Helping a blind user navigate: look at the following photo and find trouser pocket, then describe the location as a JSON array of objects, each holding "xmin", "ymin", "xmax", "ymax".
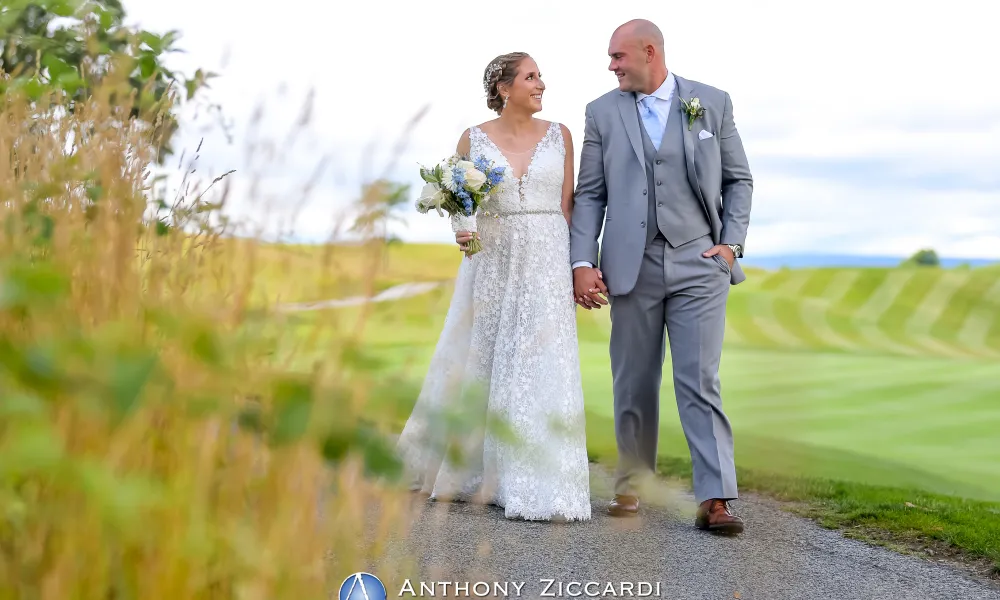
[{"xmin": 710, "ymin": 254, "xmax": 730, "ymax": 273}]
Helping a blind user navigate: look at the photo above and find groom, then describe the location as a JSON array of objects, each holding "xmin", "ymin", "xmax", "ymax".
[{"xmin": 570, "ymin": 19, "xmax": 753, "ymax": 533}]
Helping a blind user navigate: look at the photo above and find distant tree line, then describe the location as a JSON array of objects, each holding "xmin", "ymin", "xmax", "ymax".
[{"xmin": 903, "ymin": 248, "xmax": 940, "ymax": 267}]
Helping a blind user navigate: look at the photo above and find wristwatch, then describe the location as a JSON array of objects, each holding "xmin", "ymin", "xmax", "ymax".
[{"xmin": 726, "ymin": 244, "xmax": 743, "ymax": 258}]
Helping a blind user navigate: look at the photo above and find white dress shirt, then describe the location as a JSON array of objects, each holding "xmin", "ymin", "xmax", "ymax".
[{"xmin": 572, "ymin": 73, "xmax": 676, "ymax": 271}]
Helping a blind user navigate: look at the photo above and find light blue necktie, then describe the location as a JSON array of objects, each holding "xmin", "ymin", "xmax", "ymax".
[{"xmin": 639, "ymin": 95, "xmax": 663, "ymax": 151}]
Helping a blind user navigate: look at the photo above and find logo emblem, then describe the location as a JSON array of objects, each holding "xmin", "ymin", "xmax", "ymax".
[{"xmin": 339, "ymin": 572, "xmax": 387, "ymax": 600}]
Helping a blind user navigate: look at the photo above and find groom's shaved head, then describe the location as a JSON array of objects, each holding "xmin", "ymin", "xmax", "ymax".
[
  {"xmin": 615, "ymin": 19, "xmax": 664, "ymax": 53},
  {"xmin": 608, "ymin": 19, "xmax": 668, "ymax": 94}
]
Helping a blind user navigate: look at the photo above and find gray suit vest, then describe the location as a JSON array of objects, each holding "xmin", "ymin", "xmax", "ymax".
[{"xmin": 635, "ymin": 91, "xmax": 711, "ymax": 247}]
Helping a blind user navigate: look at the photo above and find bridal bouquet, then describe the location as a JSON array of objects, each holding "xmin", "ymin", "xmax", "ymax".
[{"xmin": 416, "ymin": 153, "xmax": 505, "ymax": 256}]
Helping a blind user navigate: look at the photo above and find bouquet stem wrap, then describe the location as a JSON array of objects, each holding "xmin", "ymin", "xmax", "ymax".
[{"xmin": 450, "ymin": 213, "xmax": 481, "ymax": 256}]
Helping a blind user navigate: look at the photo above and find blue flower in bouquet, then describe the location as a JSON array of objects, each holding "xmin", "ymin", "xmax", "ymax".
[
  {"xmin": 473, "ymin": 156, "xmax": 491, "ymax": 172},
  {"xmin": 457, "ymin": 189, "xmax": 473, "ymax": 216},
  {"xmin": 450, "ymin": 165, "xmax": 467, "ymax": 191},
  {"xmin": 472, "ymin": 155, "xmax": 505, "ymax": 193}
]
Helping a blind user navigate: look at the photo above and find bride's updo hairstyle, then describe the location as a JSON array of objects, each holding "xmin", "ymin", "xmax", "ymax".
[{"xmin": 483, "ymin": 52, "xmax": 530, "ymax": 115}]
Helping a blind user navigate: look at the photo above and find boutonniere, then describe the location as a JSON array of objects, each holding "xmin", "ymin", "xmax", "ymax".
[{"xmin": 679, "ymin": 97, "xmax": 705, "ymax": 131}]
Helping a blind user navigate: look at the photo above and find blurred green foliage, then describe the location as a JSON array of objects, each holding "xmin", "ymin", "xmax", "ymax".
[{"xmin": 1, "ymin": 0, "xmax": 215, "ymax": 161}]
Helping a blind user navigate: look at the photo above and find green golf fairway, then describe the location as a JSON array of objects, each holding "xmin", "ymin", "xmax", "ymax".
[
  {"xmin": 580, "ymin": 312, "xmax": 1000, "ymax": 502},
  {"xmin": 277, "ymin": 249, "xmax": 1000, "ymax": 502}
]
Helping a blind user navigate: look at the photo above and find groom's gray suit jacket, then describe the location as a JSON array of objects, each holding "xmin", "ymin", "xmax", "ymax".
[{"xmin": 570, "ymin": 74, "xmax": 753, "ymax": 295}]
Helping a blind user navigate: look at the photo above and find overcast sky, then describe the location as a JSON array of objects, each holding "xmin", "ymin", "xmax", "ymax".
[{"xmin": 126, "ymin": 0, "xmax": 1000, "ymax": 258}]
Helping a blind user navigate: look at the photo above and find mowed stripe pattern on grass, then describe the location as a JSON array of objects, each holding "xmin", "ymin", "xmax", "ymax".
[
  {"xmin": 580, "ymin": 314, "xmax": 1000, "ymax": 500},
  {"xmin": 253, "ymin": 239, "xmax": 1000, "ymax": 360},
  {"xmin": 726, "ymin": 266, "xmax": 1000, "ymax": 359}
]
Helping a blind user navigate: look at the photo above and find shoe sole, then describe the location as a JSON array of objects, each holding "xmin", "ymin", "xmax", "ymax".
[
  {"xmin": 697, "ymin": 521, "xmax": 744, "ymax": 534},
  {"xmin": 607, "ymin": 507, "xmax": 639, "ymax": 517}
]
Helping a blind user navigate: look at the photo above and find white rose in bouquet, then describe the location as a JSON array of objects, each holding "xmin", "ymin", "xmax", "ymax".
[
  {"xmin": 415, "ymin": 182, "xmax": 444, "ymax": 214},
  {"xmin": 463, "ymin": 165, "xmax": 487, "ymax": 191}
]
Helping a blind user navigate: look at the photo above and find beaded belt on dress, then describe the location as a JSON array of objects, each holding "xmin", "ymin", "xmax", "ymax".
[{"xmin": 481, "ymin": 208, "xmax": 563, "ymax": 218}]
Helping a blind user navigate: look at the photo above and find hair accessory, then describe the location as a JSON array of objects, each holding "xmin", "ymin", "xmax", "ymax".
[{"xmin": 483, "ymin": 61, "xmax": 503, "ymax": 93}]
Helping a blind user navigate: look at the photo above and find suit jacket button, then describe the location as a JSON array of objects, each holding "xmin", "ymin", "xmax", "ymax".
[
  {"xmin": 656, "ymin": 160, "xmax": 662, "ymax": 165},
  {"xmin": 656, "ymin": 180, "xmax": 662, "ymax": 186},
  {"xmin": 643, "ymin": 189, "xmax": 647, "ymax": 195},
  {"xmin": 640, "ymin": 222, "xmax": 646, "ymax": 228}
]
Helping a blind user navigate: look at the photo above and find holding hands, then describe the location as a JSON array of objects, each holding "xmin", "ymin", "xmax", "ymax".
[
  {"xmin": 573, "ymin": 266, "xmax": 608, "ymax": 310},
  {"xmin": 454, "ymin": 232, "xmax": 609, "ymax": 308}
]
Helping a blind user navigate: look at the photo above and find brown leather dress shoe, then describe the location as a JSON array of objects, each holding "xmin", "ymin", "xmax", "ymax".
[
  {"xmin": 695, "ymin": 499, "xmax": 744, "ymax": 534},
  {"xmin": 608, "ymin": 494, "xmax": 639, "ymax": 517}
]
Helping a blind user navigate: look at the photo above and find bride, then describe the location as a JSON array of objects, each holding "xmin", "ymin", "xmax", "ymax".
[{"xmin": 395, "ymin": 52, "xmax": 592, "ymax": 521}]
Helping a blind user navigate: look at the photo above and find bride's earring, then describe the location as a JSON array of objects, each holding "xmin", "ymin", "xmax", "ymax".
[{"xmin": 503, "ymin": 95, "xmax": 508, "ymax": 109}]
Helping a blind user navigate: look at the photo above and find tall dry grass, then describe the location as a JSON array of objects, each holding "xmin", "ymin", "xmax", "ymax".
[{"xmin": 0, "ymin": 67, "xmax": 416, "ymax": 597}]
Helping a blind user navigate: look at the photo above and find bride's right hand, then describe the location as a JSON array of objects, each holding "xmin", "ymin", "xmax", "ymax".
[{"xmin": 455, "ymin": 231, "xmax": 475, "ymax": 252}]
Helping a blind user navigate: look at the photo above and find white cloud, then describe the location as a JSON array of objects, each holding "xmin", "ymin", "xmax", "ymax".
[
  {"xmin": 746, "ymin": 171, "xmax": 1000, "ymax": 256},
  {"xmin": 125, "ymin": 0, "xmax": 1000, "ymax": 258}
]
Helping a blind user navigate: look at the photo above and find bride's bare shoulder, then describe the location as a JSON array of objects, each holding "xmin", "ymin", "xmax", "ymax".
[
  {"xmin": 473, "ymin": 119, "xmax": 501, "ymax": 134},
  {"xmin": 556, "ymin": 122, "xmax": 572, "ymax": 142},
  {"xmin": 456, "ymin": 128, "xmax": 471, "ymax": 155}
]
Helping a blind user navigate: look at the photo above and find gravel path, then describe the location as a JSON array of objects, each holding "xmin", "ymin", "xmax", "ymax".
[{"xmin": 381, "ymin": 465, "xmax": 999, "ymax": 600}]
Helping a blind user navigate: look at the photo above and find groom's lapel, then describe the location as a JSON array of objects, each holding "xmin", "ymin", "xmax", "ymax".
[
  {"xmin": 616, "ymin": 92, "xmax": 645, "ymax": 177},
  {"xmin": 675, "ymin": 75, "xmax": 706, "ymax": 206}
]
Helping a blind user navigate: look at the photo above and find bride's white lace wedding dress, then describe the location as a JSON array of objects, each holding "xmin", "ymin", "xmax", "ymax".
[{"xmin": 396, "ymin": 121, "xmax": 592, "ymax": 521}]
